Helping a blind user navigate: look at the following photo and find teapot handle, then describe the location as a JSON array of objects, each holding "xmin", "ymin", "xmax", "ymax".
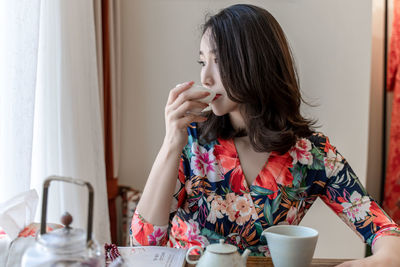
[
  {"xmin": 39, "ymin": 176, "xmax": 94, "ymax": 244},
  {"xmin": 185, "ymin": 246, "xmax": 204, "ymax": 265}
]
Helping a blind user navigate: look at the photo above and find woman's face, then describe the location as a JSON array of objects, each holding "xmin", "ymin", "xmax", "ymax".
[{"xmin": 199, "ymin": 29, "xmax": 239, "ymax": 116}]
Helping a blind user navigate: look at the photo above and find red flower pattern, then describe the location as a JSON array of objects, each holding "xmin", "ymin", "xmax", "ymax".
[
  {"xmin": 255, "ymin": 151, "xmax": 294, "ymax": 199},
  {"xmin": 214, "ymin": 138, "xmax": 247, "ymax": 194}
]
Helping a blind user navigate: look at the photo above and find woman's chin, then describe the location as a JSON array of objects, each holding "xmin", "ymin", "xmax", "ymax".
[{"xmin": 211, "ymin": 109, "xmax": 226, "ymax": 117}]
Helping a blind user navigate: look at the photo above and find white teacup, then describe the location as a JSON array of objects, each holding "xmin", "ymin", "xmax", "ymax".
[
  {"xmin": 262, "ymin": 225, "xmax": 318, "ymax": 267},
  {"xmin": 187, "ymin": 85, "xmax": 216, "ymax": 104},
  {"xmin": 184, "ymin": 85, "xmax": 215, "ymax": 112}
]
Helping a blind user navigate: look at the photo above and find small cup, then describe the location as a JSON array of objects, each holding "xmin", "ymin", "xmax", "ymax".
[
  {"xmin": 262, "ymin": 225, "xmax": 318, "ymax": 267},
  {"xmin": 185, "ymin": 85, "xmax": 215, "ymax": 112},
  {"xmin": 187, "ymin": 85, "xmax": 216, "ymax": 104}
]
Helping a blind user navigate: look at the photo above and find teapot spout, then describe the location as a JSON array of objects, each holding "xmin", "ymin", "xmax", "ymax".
[{"xmin": 242, "ymin": 248, "xmax": 251, "ymax": 264}]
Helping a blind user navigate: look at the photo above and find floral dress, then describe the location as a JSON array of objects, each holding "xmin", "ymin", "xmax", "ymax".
[{"xmin": 130, "ymin": 123, "xmax": 400, "ymax": 256}]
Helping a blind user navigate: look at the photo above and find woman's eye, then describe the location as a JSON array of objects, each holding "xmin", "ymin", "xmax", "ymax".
[
  {"xmin": 197, "ymin": 60, "xmax": 205, "ymax": 67},
  {"xmin": 214, "ymin": 58, "xmax": 218, "ymax": 64}
]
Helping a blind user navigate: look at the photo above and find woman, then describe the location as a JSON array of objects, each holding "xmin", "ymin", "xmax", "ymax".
[{"xmin": 131, "ymin": 4, "xmax": 400, "ymax": 266}]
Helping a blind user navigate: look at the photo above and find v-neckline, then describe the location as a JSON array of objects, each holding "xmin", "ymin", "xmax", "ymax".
[{"xmin": 231, "ymin": 138, "xmax": 271, "ymax": 190}]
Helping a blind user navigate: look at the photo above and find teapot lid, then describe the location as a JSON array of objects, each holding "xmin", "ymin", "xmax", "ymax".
[
  {"xmin": 38, "ymin": 212, "xmax": 86, "ymax": 253},
  {"xmin": 207, "ymin": 239, "xmax": 237, "ymax": 254}
]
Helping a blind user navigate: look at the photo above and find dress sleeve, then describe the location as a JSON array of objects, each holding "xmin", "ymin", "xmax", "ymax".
[
  {"xmin": 314, "ymin": 134, "xmax": 400, "ymax": 247},
  {"xmin": 129, "ymin": 155, "xmax": 188, "ymax": 246}
]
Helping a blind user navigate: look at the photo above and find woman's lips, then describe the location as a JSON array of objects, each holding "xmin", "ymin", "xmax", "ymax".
[{"xmin": 213, "ymin": 94, "xmax": 222, "ymax": 101}]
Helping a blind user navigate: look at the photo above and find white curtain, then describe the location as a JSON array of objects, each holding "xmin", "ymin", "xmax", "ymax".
[
  {"xmin": 0, "ymin": 0, "xmax": 40, "ymax": 204},
  {"xmin": 0, "ymin": 0, "xmax": 110, "ymax": 246}
]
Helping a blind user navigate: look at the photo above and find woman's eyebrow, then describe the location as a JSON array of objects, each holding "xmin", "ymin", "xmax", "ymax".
[{"xmin": 199, "ymin": 49, "xmax": 217, "ymax": 56}]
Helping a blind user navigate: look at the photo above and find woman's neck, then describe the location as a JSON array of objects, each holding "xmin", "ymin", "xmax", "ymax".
[{"xmin": 229, "ymin": 110, "xmax": 246, "ymax": 131}]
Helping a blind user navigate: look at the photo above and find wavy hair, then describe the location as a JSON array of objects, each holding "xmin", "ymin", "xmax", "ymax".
[{"xmin": 198, "ymin": 4, "xmax": 316, "ymax": 154}]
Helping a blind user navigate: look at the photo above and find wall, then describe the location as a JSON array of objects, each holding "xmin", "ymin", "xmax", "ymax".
[{"xmin": 119, "ymin": 0, "xmax": 384, "ymax": 259}]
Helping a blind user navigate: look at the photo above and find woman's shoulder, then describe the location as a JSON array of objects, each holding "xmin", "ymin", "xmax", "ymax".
[
  {"xmin": 304, "ymin": 132, "xmax": 332, "ymax": 148},
  {"xmin": 294, "ymin": 132, "xmax": 337, "ymax": 157},
  {"xmin": 289, "ymin": 132, "xmax": 341, "ymax": 172}
]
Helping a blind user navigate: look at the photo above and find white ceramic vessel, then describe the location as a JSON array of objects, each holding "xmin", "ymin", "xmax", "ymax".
[
  {"xmin": 187, "ymin": 85, "xmax": 216, "ymax": 104},
  {"xmin": 186, "ymin": 85, "xmax": 215, "ymax": 112},
  {"xmin": 262, "ymin": 225, "xmax": 318, "ymax": 267},
  {"xmin": 185, "ymin": 239, "xmax": 251, "ymax": 267}
]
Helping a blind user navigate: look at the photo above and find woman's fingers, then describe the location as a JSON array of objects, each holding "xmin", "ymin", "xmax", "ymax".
[
  {"xmin": 167, "ymin": 81, "xmax": 194, "ymax": 105},
  {"xmin": 170, "ymin": 90, "xmax": 210, "ymax": 111},
  {"xmin": 175, "ymin": 112, "xmax": 208, "ymax": 129},
  {"xmin": 167, "ymin": 82, "xmax": 211, "ymax": 110},
  {"xmin": 164, "ymin": 82, "xmax": 210, "ymax": 143},
  {"xmin": 168, "ymin": 100, "xmax": 209, "ymax": 120},
  {"xmin": 163, "ymin": 82, "xmax": 210, "ymax": 149}
]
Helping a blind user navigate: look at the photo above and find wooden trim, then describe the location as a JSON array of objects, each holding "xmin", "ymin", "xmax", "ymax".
[
  {"xmin": 380, "ymin": 0, "xmax": 389, "ymax": 205},
  {"xmin": 102, "ymin": 0, "xmax": 113, "ymax": 183},
  {"xmin": 101, "ymin": 0, "xmax": 118, "ymax": 243}
]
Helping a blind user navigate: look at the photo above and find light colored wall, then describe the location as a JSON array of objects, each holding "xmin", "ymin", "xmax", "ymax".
[{"xmin": 119, "ymin": 0, "xmax": 384, "ymax": 259}]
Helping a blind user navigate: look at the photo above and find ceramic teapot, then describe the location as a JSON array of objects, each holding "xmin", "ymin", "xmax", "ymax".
[
  {"xmin": 185, "ymin": 239, "xmax": 251, "ymax": 267},
  {"xmin": 21, "ymin": 176, "xmax": 103, "ymax": 267}
]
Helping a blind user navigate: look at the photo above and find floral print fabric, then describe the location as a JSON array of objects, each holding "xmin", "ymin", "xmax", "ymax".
[{"xmin": 130, "ymin": 124, "xmax": 400, "ymax": 255}]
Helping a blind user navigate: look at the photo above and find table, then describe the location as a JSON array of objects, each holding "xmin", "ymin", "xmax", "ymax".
[{"xmin": 185, "ymin": 256, "xmax": 351, "ymax": 267}]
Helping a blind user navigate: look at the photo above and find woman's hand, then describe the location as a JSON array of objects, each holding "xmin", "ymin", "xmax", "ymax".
[
  {"xmin": 136, "ymin": 81, "xmax": 210, "ymax": 225},
  {"xmin": 336, "ymin": 254, "xmax": 398, "ymax": 267},
  {"xmin": 336, "ymin": 236, "xmax": 400, "ymax": 267},
  {"xmin": 163, "ymin": 81, "xmax": 210, "ymax": 150}
]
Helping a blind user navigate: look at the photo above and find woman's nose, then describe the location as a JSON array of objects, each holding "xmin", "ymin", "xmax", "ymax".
[{"xmin": 201, "ymin": 64, "xmax": 214, "ymax": 87}]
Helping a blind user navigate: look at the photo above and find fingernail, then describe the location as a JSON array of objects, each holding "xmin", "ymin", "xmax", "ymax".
[{"xmin": 187, "ymin": 81, "xmax": 194, "ymax": 85}]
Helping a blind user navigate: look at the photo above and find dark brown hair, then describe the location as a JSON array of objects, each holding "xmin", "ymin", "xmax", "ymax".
[{"xmin": 198, "ymin": 4, "xmax": 315, "ymax": 154}]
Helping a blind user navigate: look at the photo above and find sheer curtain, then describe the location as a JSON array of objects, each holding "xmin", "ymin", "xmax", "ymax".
[
  {"xmin": 0, "ymin": 0, "xmax": 110, "ymax": 245},
  {"xmin": 0, "ymin": 0, "xmax": 40, "ymax": 204}
]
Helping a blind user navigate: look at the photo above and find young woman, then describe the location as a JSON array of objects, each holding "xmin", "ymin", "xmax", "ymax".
[{"xmin": 131, "ymin": 4, "xmax": 400, "ymax": 265}]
